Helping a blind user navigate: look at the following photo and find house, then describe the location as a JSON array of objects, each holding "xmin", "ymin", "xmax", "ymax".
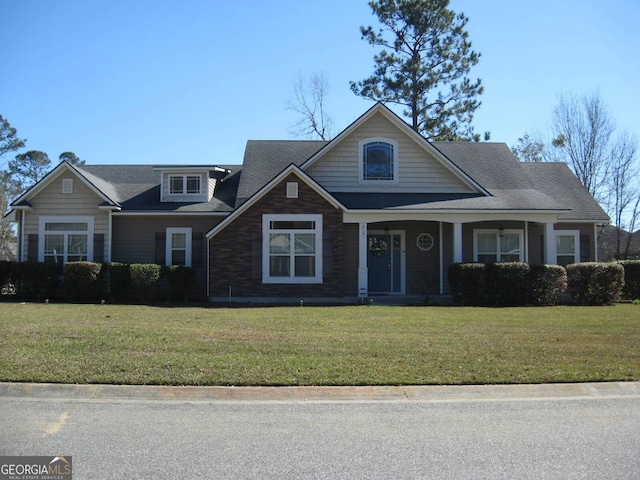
[
  {"xmin": 4, "ymin": 103, "xmax": 610, "ymax": 302},
  {"xmin": 598, "ymin": 225, "xmax": 640, "ymax": 261}
]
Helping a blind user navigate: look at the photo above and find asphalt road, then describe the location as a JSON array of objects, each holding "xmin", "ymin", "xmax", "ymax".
[{"xmin": 1, "ymin": 384, "xmax": 639, "ymax": 479}]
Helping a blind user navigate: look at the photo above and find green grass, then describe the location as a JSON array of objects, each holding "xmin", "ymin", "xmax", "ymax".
[{"xmin": 1, "ymin": 303, "xmax": 639, "ymax": 386}]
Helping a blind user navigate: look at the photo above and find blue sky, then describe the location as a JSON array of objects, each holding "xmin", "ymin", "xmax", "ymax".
[{"xmin": 1, "ymin": 0, "xmax": 638, "ymax": 167}]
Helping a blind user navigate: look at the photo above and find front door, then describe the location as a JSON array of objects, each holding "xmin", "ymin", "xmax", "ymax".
[{"xmin": 367, "ymin": 232, "xmax": 404, "ymax": 294}]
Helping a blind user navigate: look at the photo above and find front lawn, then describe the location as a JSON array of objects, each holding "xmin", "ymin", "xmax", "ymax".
[{"xmin": 1, "ymin": 303, "xmax": 638, "ymax": 386}]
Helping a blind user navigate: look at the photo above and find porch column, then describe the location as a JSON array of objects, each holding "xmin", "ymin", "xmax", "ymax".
[
  {"xmin": 358, "ymin": 222, "xmax": 368, "ymax": 297},
  {"xmin": 453, "ymin": 222, "xmax": 463, "ymax": 263},
  {"xmin": 545, "ymin": 222, "xmax": 557, "ymax": 264}
]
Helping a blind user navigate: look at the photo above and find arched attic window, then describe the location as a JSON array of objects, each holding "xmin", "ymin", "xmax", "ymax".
[{"xmin": 359, "ymin": 138, "xmax": 398, "ymax": 183}]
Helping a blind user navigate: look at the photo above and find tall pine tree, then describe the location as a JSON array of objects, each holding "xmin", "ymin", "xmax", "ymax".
[{"xmin": 350, "ymin": 0, "xmax": 486, "ymax": 141}]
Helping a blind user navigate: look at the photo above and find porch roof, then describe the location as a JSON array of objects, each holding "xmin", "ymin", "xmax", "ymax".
[{"xmin": 332, "ymin": 189, "xmax": 566, "ymax": 212}]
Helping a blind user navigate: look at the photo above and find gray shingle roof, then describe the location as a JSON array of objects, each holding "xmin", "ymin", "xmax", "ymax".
[
  {"xmin": 520, "ymin": 162, "xmax": 609, "ymax": 222},
  {"xmin": 61, "ymin": 138, "xmax": 609, "ymax": 222},
  {"xmin": 432, "ymin": 142, "xmax": 535, "ymax": 190},
  {"xmin": 237, "ymin": 139, "xmax": 608, "ymax": 219},
  {"xmin": 236, "ymin": 140, "xmax": 327, "ymax": 206},
  {"xmin": 77, "ymin": 164, "xmax": 240, "ymax": 213},
  {"xmin": 333, "ymin": 189, "xmax": 563, "ymax": 211}
]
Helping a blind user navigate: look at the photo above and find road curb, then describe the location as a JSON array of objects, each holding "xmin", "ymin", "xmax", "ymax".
[{"xmin": 1, "ymin": 381, "xmax": 639, "ymax": 403}]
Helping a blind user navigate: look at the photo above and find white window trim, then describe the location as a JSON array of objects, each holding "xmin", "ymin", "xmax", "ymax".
[
  {"xmin": 555, "ymin": 230, "xmax": 580, "ymax": 265},
  {"xmin": 473, "ymin": 229, "xmax": 524, "ymax": 262},
  {"xmin": 168, "ymin": 174, "xmax": 202, "ymax": 195},
  {"xmin": 38, "ymin": 216, "xmax": 94, "ymax": 263},
  {"xmin": 416, "ymin": 233, "xmax": 434, "ymax": 251},
  {"xmin": 358, "ymin": 137, "xmax": 399, "ymax": 184},
  {"xmin": 262, "ymin": 214, "xmax": 323, "ymax": 284},
  {"xmin": 166, "ymin": 227, "xmax": 192, "ymax": 267}
]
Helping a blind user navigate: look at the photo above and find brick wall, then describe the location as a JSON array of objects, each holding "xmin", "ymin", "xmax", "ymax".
[{"xmin": 209, "ymin": 173, "xmax": 344, "ymax": 298}]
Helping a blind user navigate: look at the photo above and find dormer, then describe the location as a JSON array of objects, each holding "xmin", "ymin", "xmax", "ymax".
[{"xmin": 154, "ymin": 166, "xmax": 231, "ymax": 202}]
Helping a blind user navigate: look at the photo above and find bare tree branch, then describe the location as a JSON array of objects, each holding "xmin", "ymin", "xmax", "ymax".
[{"xmin": 286, "ymin": 72, "xmax": 334, "ymax": 141}]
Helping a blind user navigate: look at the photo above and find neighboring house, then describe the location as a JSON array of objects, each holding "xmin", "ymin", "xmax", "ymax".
[
  {"xmin": 598, "ymin": 224, "xmax": 640, "ymax": 261},
  {"xmin": 4, "ymin": 103, "xmax": 610, "ymax": 302}
]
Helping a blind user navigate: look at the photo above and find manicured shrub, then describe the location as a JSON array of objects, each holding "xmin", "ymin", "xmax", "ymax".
[
  {"xmin": 485, "ymin": 262, "xmax": 530, "ymax": 306},
  {"xmin": 130, "ymin": 263, "xmax": 161, "ymax": 302},
  {"xmin": 11, "ymin": 262, "xmax": 61, "ymax": 300},
  {"xmin": 527, "ymin": 265, "xmax": 567, "ymax": 306},
  {"xmin": 106, "ymin": 262, "xmax": 131, "ymax": 302},
  {"xmin": 617, "ymin": 260, "xmax": 640, "ymax": 301},
  {"xmin": 448, "ymin": 263, "xmax": 486, "ymax": 305},
  {"xmin": 64, "ymin": 261, "xmax": 104, "ymax": 302},
  {"xmin": 164, "ymin": 265, "xmax": 197, "ymax": 302},
  {"xmin": 566, "ymin": 262, "xmax": 624, "ymax": 306}
]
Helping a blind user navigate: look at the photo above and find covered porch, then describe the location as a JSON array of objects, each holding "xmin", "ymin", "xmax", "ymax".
[{"xmin": 343, "ymin": 212, "xmax": 585, "ymax": 298}]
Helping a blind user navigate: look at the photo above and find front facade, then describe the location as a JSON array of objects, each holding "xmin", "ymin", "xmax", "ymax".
[{"xmin": 6, "ymin": 103, "xmax": 610, "ymax": 301}]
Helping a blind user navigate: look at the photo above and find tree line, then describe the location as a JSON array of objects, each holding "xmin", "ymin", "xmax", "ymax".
[{"xmin": 0, "ymin": 115, "xmax": 85, "ymax": 259}]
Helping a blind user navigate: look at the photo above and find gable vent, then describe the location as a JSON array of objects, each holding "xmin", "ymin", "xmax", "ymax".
[
  {"xmin": 62, "ymin": 178, "xmax": 74, "ymax": 194},
  {"xmin": 286, "ymin": 182, "xmax": 299, "ymax": 199}
]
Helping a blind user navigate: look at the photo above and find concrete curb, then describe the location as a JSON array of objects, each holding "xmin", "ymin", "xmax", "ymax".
[{"xmin": 1, "ymin": 381, "xmax": 639, "ymax": 404}]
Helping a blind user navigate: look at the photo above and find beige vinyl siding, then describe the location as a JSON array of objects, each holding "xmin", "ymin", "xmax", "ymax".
[
  {"xmin": 161, "ymin": 171, "xmax": 209, "ymax": 202},
  {"xmin": 112, "ymin": 216, "xmax": 222, "ymax": 264},
  {"xmin": 306, "ymin": 112, "xmax": 475, "ymax": 193},
  {"xmin": 22, "ymin": 174, "xmax": 110, "ymax": 261},
  {"xmin": 208, "ymin": 176, "xmax": 217, "ymax": 201},
  {"xmin": 112, "ymin": 215, "xmax": 223, "ymax": 301}
]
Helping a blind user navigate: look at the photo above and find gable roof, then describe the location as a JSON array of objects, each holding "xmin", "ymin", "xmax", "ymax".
[
  {"xmin": 300, "ymin": 102, "xmax": 489, "ymax": 195},
  {"xmin": 207, "ymin": 163, "xmax": 344, "ymax": 239},
  {"xmin": 5, "ymin": 104, "xmax": 609, "ymax": 224},
  {"xmin": 235, "ymin": 140, "xmax": 327, "ymax": 207},
  {"xmin": 77, "ymin": 164, "xmax": 240, "ymax": 213},
  {"xmin": 9, "ymin": 162, "xmax": 240, "ymax": 215},
  {"xmin": 230, "ymin": 133, "xmax": 607, "ymax": 219},
  {"xmin": 9, "ymin": 161, "xmax": 121, "ymax": 211}
]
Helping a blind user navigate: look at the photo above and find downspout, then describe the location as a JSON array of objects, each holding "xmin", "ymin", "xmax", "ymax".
[
  {"xmin": 524, "ymin": 221, "xmax": 529, "ymax": 264},
  {"xmin": 20, "ymin": 211, "xmax": 26, "ymax": 262},
  {"xmin": 439, "ymin": 221, "xmax": 444, "ymax": 295},
  {"xmin": 108, "ymin": 210, "xmax": 113, "ymax": 263},
  {"xmin": 206, "ymin": 234, "xmax": 210, "ymax": 301}
]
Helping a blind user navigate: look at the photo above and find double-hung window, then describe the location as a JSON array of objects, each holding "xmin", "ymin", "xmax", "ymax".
[
  {"xmin": 39, "ymin": 216, "xmax": 94, "ymax": 265},
  {"xmin": 556, "ymin": 231, "xmax": 580, "ymax": 266},
  {"xmin": 474, "ymin": 230, "xmax": 523, "ymax": 263},
  {"xmin": 169, "ymin": 175, "xmax": 201, "ymax": 195},
  {"xmin": 263, "ymin": 214, "xmax": 322, "ymax": 284},
  {"xmin": 166, "ymin": 227, "xmax": 192, "ymax": 267}
]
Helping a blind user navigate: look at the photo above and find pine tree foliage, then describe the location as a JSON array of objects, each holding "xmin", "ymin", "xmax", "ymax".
[{"xmin": 350, "ymin": 0, "xmax": 486, "ymax": 141}]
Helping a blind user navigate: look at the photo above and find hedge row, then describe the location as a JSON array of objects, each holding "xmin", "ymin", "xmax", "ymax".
[
  {"xmin": 0, "ymin": 261, "xmax": 62, "ymax": 300},
  {"xmin": 617, "ymin": 260, "xmax": 640, "ymax": 300},
  {"xmin": 0, "ymin": 261, "xmax": 198, "ymax": 303},
  {"xmin": 449, "ymin": 262, "xmax": 567, "ymax": 307},
  {"xmin": 449, "ymin": 262, "xmax": 626, "ymax": 306},
  {"xmin": 566, "ymin": 263, "xmax": 624, "ymax": 306}
]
